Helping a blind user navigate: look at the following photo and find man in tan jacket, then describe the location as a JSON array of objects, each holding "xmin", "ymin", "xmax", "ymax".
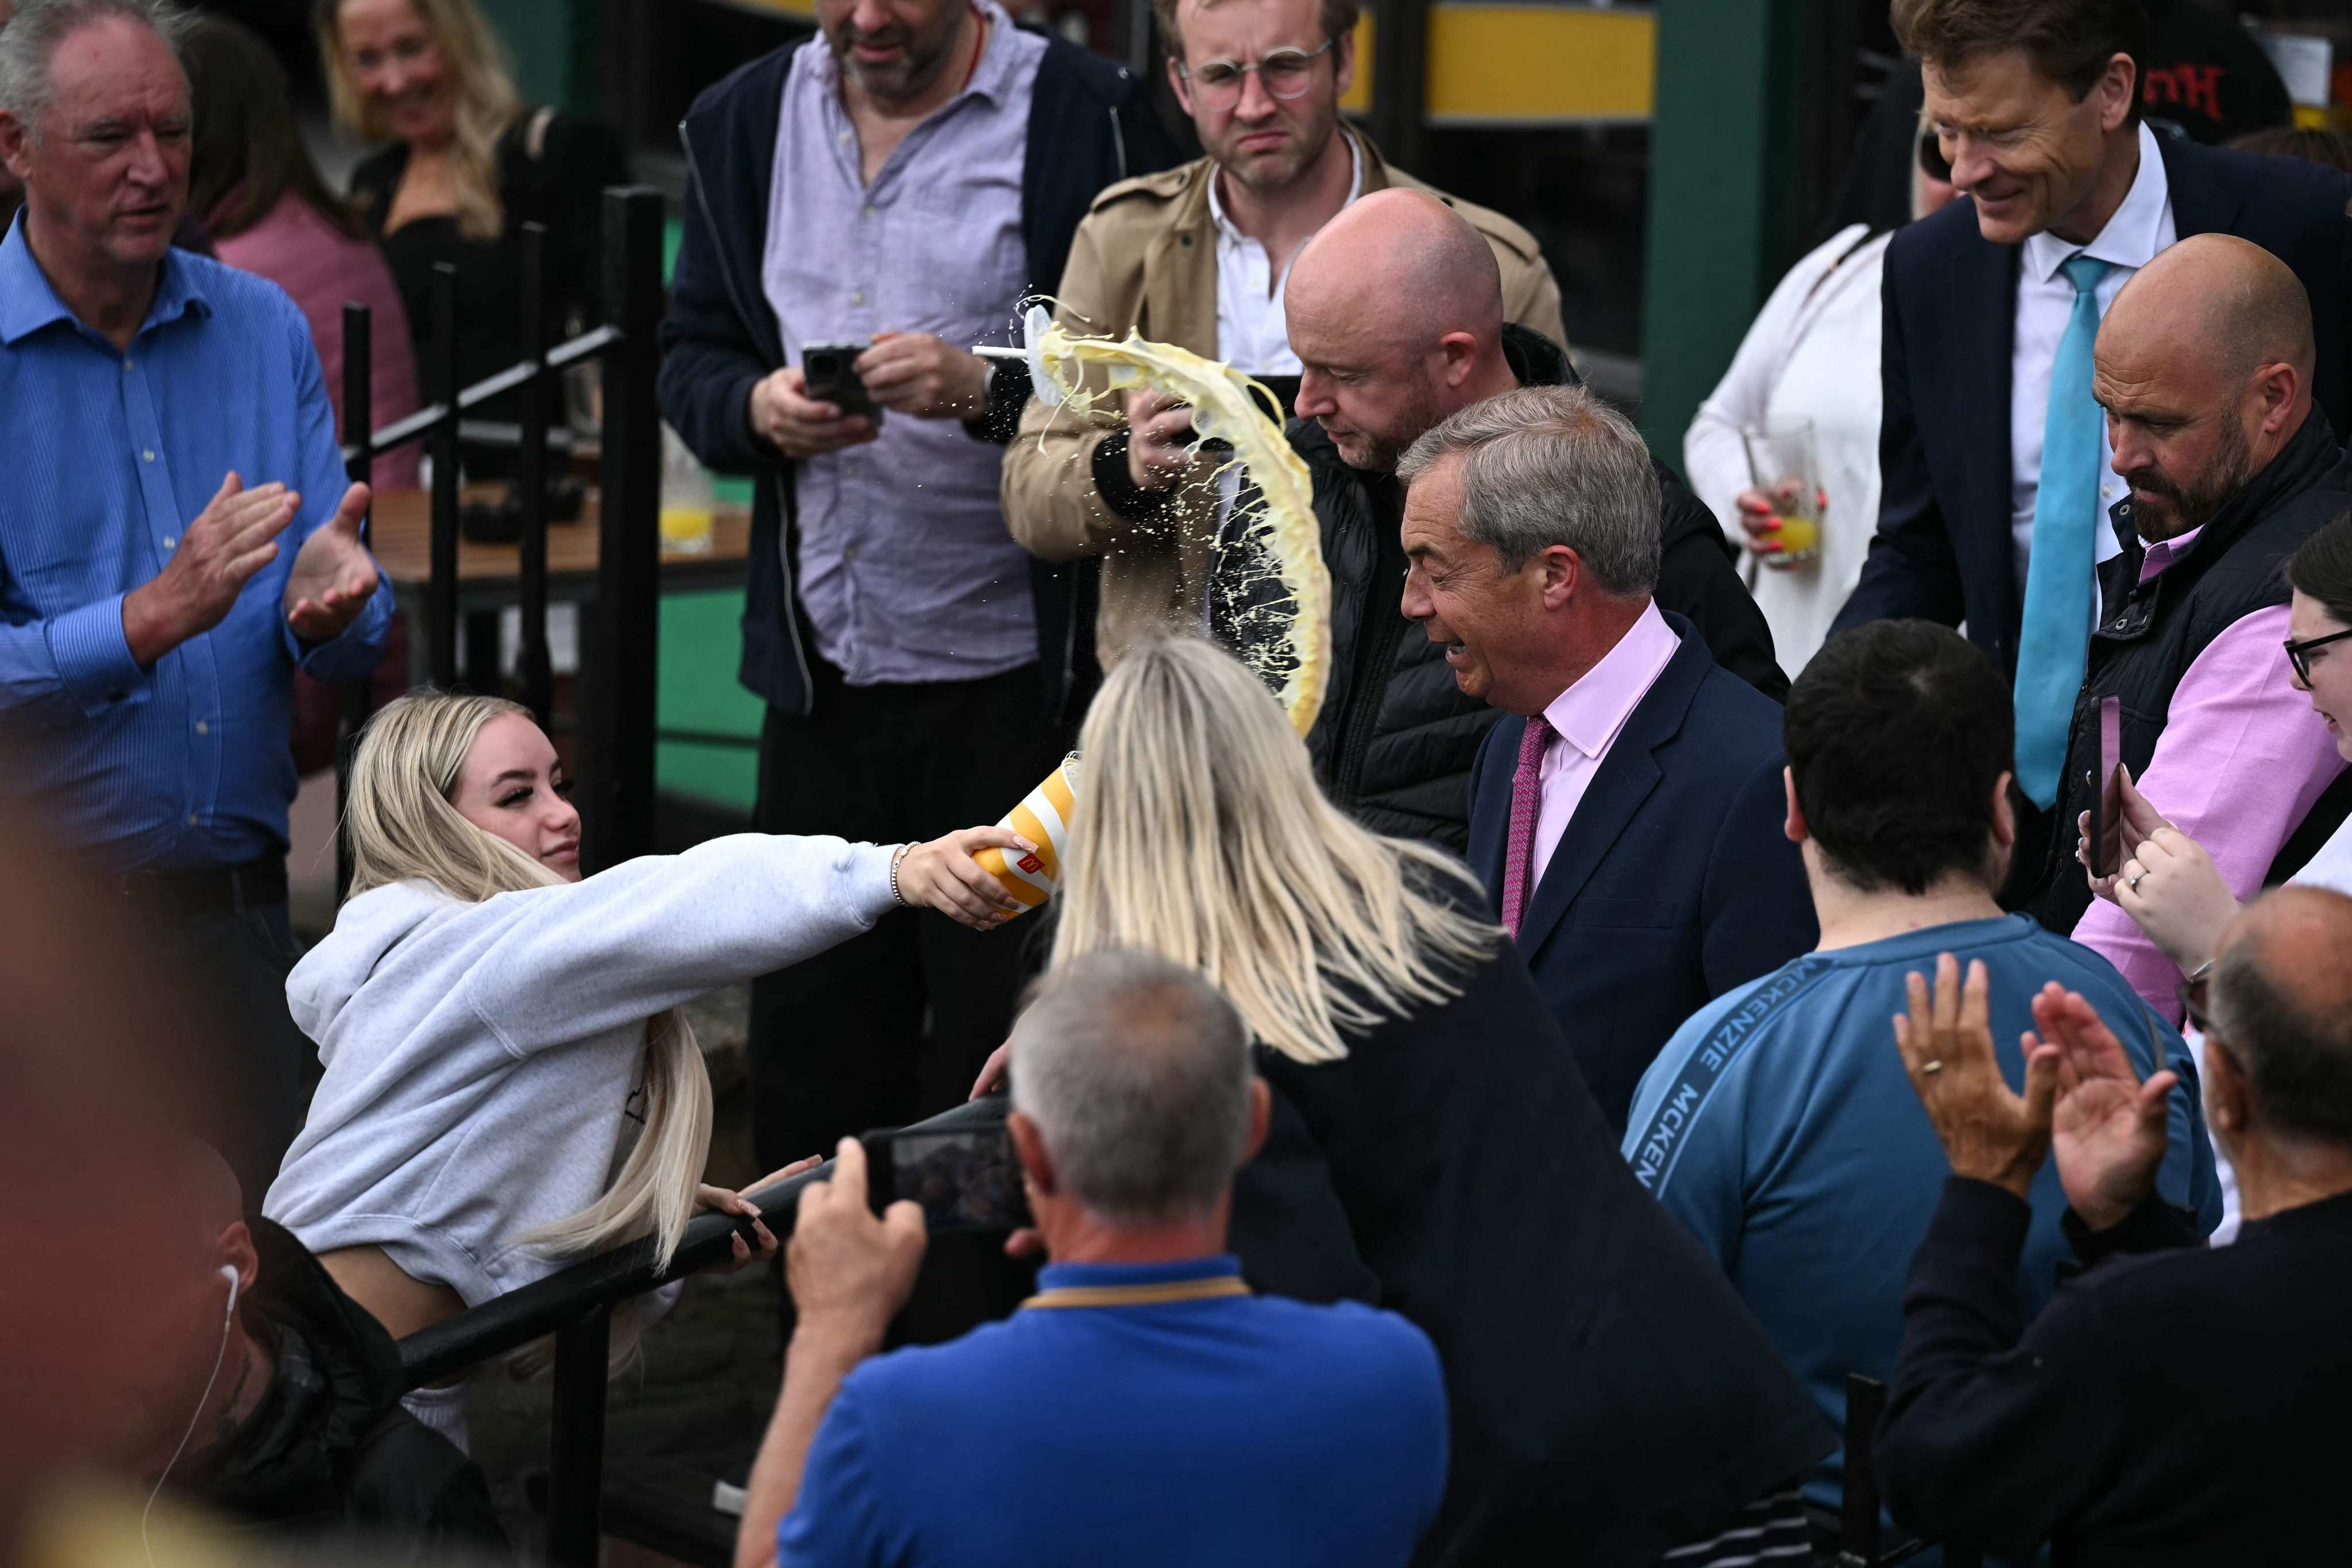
[{"xmin": 998, "ymin": 0, "xmax": 1565, "ymax": 665}]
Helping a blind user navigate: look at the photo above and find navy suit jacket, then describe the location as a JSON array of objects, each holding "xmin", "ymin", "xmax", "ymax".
[
  {"xmin": 1467, "ymin": 613, "xmax": 1817, "ymax": 1131},
  {"xmin": 1832, "ymin": 135, "xmax": 2352, "ymax": 678}
]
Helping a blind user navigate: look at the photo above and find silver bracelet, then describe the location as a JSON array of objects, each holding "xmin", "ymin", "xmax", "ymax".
[{"xmin": 889, "ymin": 843, "xmax": 913, "ymax": 907}]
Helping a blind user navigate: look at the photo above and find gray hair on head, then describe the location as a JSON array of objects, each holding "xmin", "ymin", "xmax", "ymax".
[
  {"xmin": 1010, "ymin": 949, "xmax": 1255, "ymax": 1224},
  {"xmin": 1397, "ymin": 383, "xmax": 1663, "ymax": 596},
  {"xmin": 0, "ymin": 0, "xmax": 192, "ymax": 130}
]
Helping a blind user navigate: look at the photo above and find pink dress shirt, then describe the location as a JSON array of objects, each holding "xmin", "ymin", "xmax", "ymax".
[
  {"xmin": 1529, "ymin": 602, "xmax": 1683, "ymax": 888},
  {"xmin": 2072, "ymin": 526, "xmax": 2349, "ymax": 1017}
]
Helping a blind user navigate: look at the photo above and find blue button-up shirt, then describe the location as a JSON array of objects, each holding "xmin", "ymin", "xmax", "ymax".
[
  {"xmin": 760, "ymin": 2, "xmax": 1042, "ymax": 686},
  {"xmin": 0, "ymin": 213, "xmax": 393, "ymax": 871}
]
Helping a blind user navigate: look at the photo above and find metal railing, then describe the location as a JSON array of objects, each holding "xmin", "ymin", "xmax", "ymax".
[
  {"xmin": 392, "ymin": 1095, "xmax": 1003, "ymax": 1566},
  {"xmin": 333, "ymin": 186, "xmax": 667, "ymax": 893}
]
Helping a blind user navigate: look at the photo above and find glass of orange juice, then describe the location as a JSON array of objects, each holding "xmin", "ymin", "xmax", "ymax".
[
  {"xmin": 1740, "ymin": 419, "xmax": 1824, "ymax": 568},
  {"xmin": 660, "ymin": 425, "xmax": 716, "ymax": 555}
]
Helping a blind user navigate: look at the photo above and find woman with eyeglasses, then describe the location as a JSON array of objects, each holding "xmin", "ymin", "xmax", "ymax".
[{"xmin": 2082, "ymin": 510, "xmax": 2352, "ymax": 1237}]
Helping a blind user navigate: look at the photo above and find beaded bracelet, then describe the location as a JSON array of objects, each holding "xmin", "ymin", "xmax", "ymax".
[{"xmin": 889, "ymin": 843, "xmax": 913, "ymax": 907}]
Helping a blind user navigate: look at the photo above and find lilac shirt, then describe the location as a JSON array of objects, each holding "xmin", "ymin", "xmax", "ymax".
[
  {"xmin": 1530, "ymin": 602, "xmax": 1682, "ymax": 887},
  {"xmin": 2072, "ymin": 527, "xmax": 2349, "ymax": 1016},
  {"xmin": 760, "ymin": 4, "xmax": 1042, "ymax": 686}
]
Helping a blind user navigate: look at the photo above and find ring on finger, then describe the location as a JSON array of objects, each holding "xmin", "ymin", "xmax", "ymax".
[
  {"xmin": 1919, "ymin": 1060, "xmax": 1945, "ymax": 1076},
  {"xmin": 2127, "ymin": 870, "xmax": 2145, "ymax": 891}
]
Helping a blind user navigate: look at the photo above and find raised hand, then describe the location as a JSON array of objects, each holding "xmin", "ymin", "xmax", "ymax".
[
  {"xmin": 121, "ymin": 471, "xmax": 300, "ymax": 667},
  {"xmin": 1125, "ymin": 388, "xmax": 1203, "ymax": 492},
  {"xmin": 2033, "ymin": 984, "xmax": 2177, "ymax": 1231},
  {"xmin": 1894, "ymin": 953, "xmax": 2060, "ymax": 1200},
  {"xmin": 786, "ymin": 1138, "xmax": 926, "ymax": 1354},
  {"xmin": 284, "ymin": 482, "xmax": 380, "ymax": 642}
]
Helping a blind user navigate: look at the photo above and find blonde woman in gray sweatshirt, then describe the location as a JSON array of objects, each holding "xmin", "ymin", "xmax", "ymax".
[{"xmin": 263, "ymin": 692, "xmax": 1028, "ymax": 1445}]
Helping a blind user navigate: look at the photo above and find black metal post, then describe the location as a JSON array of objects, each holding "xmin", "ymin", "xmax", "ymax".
[
  {"xmin": 1368, "ymin": 0, "xmax": 1427, "ymax": 176},
  {"xmin": 1840, "ymin": 1373, "xmax": 1886, "ymax": 1565},
  {"xmin": 428, "ymin": 264, "xmax": 461, "ymax": 688},
  {"xmin": 580, "ymin": 188, "xmax": 665, "ymax": 874},
  {"xmin": 544, "ymin": 1306, "xmax": 610, "ymax": 1568},
  {"xmin": 335, "ymin": 303, "xmax": 374, "ymax": 900},
  {"xmin": 515, "ymin": 222, "xmax": 554, "ymax": 730}
]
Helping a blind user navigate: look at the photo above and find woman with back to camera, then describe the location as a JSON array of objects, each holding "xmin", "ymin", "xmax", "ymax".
[
  {"xmin": 314, "ymin": 0, "xmax": 626, "ymax": 445},
  {"xmin": 2081, "ymin": 510, "xmax": 2352, "ymax": 1238},
  {"xmin": 265, "ymin": 692, "xmax": 1026, "ymax": 1448},
  {"xmin": 982, "ymin": 635, "xmax": 1829, "ymax": 1568}
]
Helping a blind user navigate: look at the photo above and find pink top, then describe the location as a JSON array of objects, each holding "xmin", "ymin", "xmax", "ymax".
[
  {"xmin": 1530, "ymin": 601, "xmax": 1683, "ymax": 887},
  {"xmin": 213, "ymin": 191, "xmax": 422, "ymax": 491},
  {"xmin": 2072, "ymin": 532, "xmax": 2349, "ymax": 1017}
]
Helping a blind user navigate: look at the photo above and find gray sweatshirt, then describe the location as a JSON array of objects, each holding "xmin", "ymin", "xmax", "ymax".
[{"xmin": 263, "ymin": 834, "xmax": 897, "ymax": 1306}]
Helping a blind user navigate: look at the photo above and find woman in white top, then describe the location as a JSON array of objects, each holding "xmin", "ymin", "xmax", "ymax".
[
  {"xmin": 264, "ymin": 692, "xmax": 1026, "ymax": 1435},
  {"xmin": 1684, "ymin": 139, "xmax": 1955, "ymax": 674},
  {"xmin": 2081, "ymin": 514, "xmax": 2352, "ymax": 1235}
]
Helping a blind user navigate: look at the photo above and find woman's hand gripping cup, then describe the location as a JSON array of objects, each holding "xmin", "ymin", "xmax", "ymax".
[{"xmin": 895, "ymin": 827, "xmax": 1036, "ymax": 929}]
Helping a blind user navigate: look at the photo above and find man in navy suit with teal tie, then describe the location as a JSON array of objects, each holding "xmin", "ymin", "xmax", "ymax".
[
  {"xmin": 1405, "ymin": 386, "xmax": 1817, "ymax": 1131},
  {"xmin": 1831, "ymin": 0, "xmax": 2352, "ymax": 891}
]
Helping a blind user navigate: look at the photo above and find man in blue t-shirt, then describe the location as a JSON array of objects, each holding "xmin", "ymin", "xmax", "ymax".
[
  {"xmin": 733, "ymin": 951, "xmax": 1448, "ymax": 1568},
  {"xmin": 1622, "ymin": 621, "xmax": 2219, "ymax": 1511}
]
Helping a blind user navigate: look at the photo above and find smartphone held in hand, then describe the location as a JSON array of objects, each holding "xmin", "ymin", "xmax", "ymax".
[
  {"xmin": 862, "ymin": 1119, "xmax": 1033, "ymax": 1234},
  {"xmin": 804, "ymin": 341, "xmax": 882, "ymax": 423},
  {"xmin": 2090, "ymin": 694, "xmax": 2126, "ymax": 878}
]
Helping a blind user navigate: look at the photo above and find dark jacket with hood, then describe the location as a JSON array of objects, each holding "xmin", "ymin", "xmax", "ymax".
[
  {"xmin": 2026, "ymin": 412, "xmax": 2352, "ymax": 934},
  {"xmin": 659, "ymin": 32, "xmax": 1181, "ymax": 721},
  {"xmin": 186, "ymin": 1218, "xmax": 505, "ymax": 1559},
  {"xmin": 1218, "ymin": 325, "xmax": 1789, "ymax": 851}
]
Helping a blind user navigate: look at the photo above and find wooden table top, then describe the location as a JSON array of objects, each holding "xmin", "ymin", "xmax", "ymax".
[{"xmin": 368, "ymin": 486, "xmax": 751, "ymax": 588}]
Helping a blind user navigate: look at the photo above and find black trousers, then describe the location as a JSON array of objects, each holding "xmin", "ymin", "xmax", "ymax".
[
  {"xmin": 138, "ymin": 897, "xmax": 317, "ymax": 1207},
  {"xmin": 746, "ymin": 658, "xmax": 1064, "ymax": 1175}
]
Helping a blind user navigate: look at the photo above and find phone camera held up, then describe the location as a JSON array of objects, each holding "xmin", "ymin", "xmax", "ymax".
[
  {"xmin": 803, "ymin": 341, "xmax": 882, "ymax": 424},
  {"xmin": 863, "ymin": 1113, "xmax": 1032, "ymax": 1234}
]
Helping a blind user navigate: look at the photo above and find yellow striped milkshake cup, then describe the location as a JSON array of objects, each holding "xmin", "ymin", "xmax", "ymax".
[{"xmin": 975, "ymin": 753, "xmax": 1082, "ymax": 918}]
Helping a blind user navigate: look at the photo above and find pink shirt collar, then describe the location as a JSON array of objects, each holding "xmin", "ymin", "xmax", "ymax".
[
  {"xmin": 1539, "ymin": 600, "xmax": 1681, "ymax": 760},
  {"xmin": 2137, "ymin": 524, "xmax": 2204, "ymax": 585}
]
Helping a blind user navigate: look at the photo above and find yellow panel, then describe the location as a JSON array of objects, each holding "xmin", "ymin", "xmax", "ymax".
[
  {"xmin": 1339, "ymin": 14, "xmax": 1374, "ymax": 114},
  {"xmin": 1424, "ymin": 4, "xmax": 1654, "ymax": 126}
]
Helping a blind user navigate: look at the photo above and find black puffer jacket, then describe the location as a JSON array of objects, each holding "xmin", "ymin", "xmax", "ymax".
[
  {"xmin": 187, "ymin": 1219, "xmax": 507, "ymax": 1561},
  {"xmin": 1221, "ymin": 326, "xmax": 1789, "ymax": 851}
]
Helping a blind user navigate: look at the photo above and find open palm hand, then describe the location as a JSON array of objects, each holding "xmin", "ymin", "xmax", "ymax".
[{"xmin": 2034, "ymin": 984, "xmax": 2176, "ymax": 1231}]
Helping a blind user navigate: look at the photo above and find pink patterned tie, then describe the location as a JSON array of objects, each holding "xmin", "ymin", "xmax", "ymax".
[{"xmin": 1500, "ymin": 715, "xmax": 1554, "ymax": 940}]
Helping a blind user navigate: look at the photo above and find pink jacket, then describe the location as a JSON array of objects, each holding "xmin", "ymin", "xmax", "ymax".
[{"xmin": 214, "ymin": 192, "xmax": 422, "ymax": 491}]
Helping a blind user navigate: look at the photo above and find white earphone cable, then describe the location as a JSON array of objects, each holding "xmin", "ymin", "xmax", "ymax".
[{"xmin": 140, "ymin": 1277, "xmax": 237, "ymax": 1568}]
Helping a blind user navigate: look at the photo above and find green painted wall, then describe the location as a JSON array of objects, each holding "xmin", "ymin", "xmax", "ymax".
[
  {"xmin": 1639, "ymin": 0, "xmax": 1807, "ymax": 459},
  {"xmin": 477, "ymin": 0, "xmax": 594, "ymax": 113}
]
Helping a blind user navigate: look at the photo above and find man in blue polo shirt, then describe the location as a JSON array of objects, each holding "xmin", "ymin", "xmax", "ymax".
[
  {"xmin": 733, "ymin": 951, "xmax": 1448, "ymax": 1568},
  {"xmin": 1622, "ymin": 620, "xmax": 2219, "ymax": 1513},
  {"xmin": 0, "ymin": 0, "xmax": 389, "ymax": 1198}
]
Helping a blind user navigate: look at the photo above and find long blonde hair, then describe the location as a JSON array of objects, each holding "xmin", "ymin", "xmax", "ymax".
[
  {"xmin": 345, "ymin": 694, "xmax": 713, "ymax": 1330},
  {"xmin": 1050, "ymin": 636, "xmax": 1503, "ymax": 1063},
  {"xmin": 316, "ymin": 0, "xmax": 521, "ymax": 242}
]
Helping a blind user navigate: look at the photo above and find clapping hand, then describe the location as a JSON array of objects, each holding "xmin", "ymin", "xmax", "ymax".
[
  {"xmin": 2033, "ymin": 984, "xmax": 2177, "ymax": 1231},
  {"xmin": 284, "ymin": 482, "xmax": 380, "ymax": 642},
  {"xmin": 1894, "ymin": 953, "xmax": 2060, "ymax": 1200}
]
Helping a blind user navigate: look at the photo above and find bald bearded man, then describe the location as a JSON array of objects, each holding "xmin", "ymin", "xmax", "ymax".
[
  {"xmin": 2023, "ymin": 234, "xmax": 2352, "ymax": 1013},
  {"xmin": 1213, "ymin": 190, "xmax": 1785, "ymax": 851}
]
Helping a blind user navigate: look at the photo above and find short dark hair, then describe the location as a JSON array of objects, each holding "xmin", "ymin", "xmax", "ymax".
[
  {"xmin": 1893, "ymin": 0, "xmax": 2148, "ymax": 121},
  {"xmin": 2227, "ymin": 126, "xmax": 2352, "ymax": 174},
  {"xmin": 2286, "ymin": 507, "xmax": 2352, "ymax": 628},
  {"xmin": 2213, "ymin": 895, "xmax": 2352, "ymax": 1148},
  {"xmin": 1152, "ymin": 0, "xmax": 1358, "ymax": 67},
  {"xmin": 1786, "ymin": 621, "xmax": 2014, "ymax": 895}
]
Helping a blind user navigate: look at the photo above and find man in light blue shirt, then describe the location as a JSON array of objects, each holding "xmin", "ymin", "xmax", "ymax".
[
  {"xmin": 733, "ymin": 952, "xmax": 1448, "ymax": 1568},
  {"xmin": 0, "ymin": 0, "xmax": 390, "ymax": 1194},
  {"xmin": 1623, "ymin": 621, "xmax": 2218, "ymax": 1513}
]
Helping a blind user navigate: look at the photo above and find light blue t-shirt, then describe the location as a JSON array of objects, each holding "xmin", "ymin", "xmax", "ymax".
[
  {"xmin": 778, "ymin": 1255, "xmax": 1449, "ymax": 1567},
  {"xmin": 1621, "ymin": 914, "xmax": 2218, "ymax": 1507}
]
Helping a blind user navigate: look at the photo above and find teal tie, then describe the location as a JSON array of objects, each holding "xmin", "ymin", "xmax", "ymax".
[{"xmin": 2014, "ymin": 254, "xmax": 2111, "ymax": 809}]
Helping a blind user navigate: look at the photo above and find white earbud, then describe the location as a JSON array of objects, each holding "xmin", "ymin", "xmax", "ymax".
[{"xmin": 218, "ymin": 1264, "xmax": 240, "ymax": 1324}]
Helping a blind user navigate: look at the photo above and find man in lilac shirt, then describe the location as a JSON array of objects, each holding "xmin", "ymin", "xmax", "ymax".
[
  {"xmin": 2021, "ymin": 234, "xmax": 2351, "ymax": 1017},
  {"xmin": 659, "ymin": 0, "xmax": 1176, "ymax": 1176},
  {"xmin": 1404, "ymin": 384, "xmax": 1816, "ymax": 1128}
]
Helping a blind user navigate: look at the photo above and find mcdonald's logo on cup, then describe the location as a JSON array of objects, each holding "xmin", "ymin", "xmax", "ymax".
[{"xmin": 975, "ymin": 753, "xmax": 1082, "ymax": 918}]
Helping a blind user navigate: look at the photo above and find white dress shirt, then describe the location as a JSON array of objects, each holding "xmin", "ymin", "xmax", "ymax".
[
  {"xmin": 1208, "ymin": 131, "xmax": 1363, "ymax": 374},
  {"xmin": 2008, "ymin": 121, "xmax": 2177, "ymax": 595}
]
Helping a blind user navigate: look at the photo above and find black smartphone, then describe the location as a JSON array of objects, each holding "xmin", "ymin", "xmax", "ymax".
[
  {"xmin": 802, "ymin": 340, "xmax": 880, "ymax": 422},
  {"xmin": 2089, "ymin": 694, "xmax": 2125, "ymax": 878},
  {"xmin": 862, "ymin": 1121, "xmax": 1031, "ymax": 1234}
]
